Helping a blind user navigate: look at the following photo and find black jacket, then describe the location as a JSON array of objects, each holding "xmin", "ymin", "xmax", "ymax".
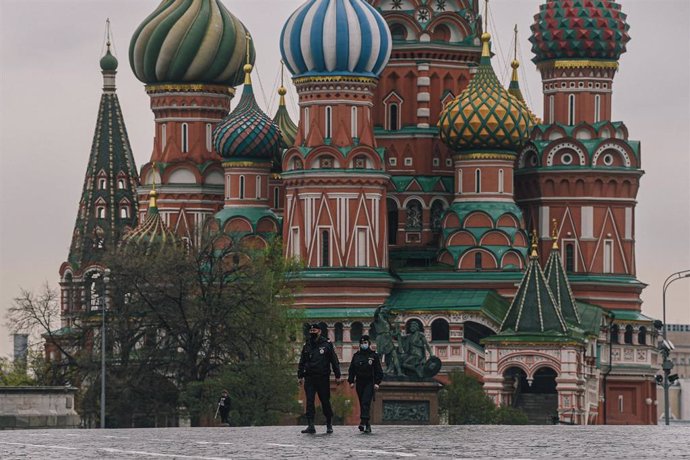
[
  {"xmin": 218, "ymin": 395, "xmax": 230, "ymax": 411},
  {"xmin": 298, "ymin": 336, "xmax": 341, "ymax": 379},
  {"xmin": 347, "ymin": 349, "xmax": 383, "ymax": 385}
]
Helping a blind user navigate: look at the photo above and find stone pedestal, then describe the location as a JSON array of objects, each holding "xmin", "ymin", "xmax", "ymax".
[
  {"xmin": 0, "ymin": 386, "xmax": 81, "ymax": 429},
  {"xmin": 371, "ymin": 379, "xmax": 443, "ymax": 425}
]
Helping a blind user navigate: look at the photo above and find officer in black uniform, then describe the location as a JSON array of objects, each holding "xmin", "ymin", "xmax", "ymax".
[
  {"xmin": 298, "ymin": 323, "xmax": 341, "ymax": 434},
  {"xmin": 348, "ymin": 335, "xmax": 383, "ymax": 433}
]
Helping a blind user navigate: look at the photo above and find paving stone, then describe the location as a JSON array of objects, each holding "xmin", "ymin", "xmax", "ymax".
[{"xmin": 0, "ymin": 425, "xmax": 688, "ymax": 459}]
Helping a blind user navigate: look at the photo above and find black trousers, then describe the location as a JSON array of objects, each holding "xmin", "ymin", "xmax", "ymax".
[
  {"xmin": 356, "ymin": 380, "xmax": 375, "ymax": 422},
  {"xmin": 219, "ymin": 408, "xmax": 230, "ymax": 423},
  {"xmin": 304, "ymin": 376, "xmax": 333, "ymax": 420}
]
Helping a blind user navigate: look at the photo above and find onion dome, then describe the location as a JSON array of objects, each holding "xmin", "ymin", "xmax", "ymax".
[
  {"xmin": 529, "ymin": 0, "xmax": 630, "ymax": 64},
  {"xmin": 100, "ymin": 46, "xmax": 118, "ymax": 72},
  {"xmin": 120, "ymin": 189, "xmax": 178, "ymax": 250},
  {"xmin": 212, "ymin": 65, "xmax": 282, "ymax": 161},
  {"xmin": 439, "ymin": 33, "xmax": 533, "ymax": 153},
  {"xmin": 129, "ymin": 0, "xmax": 255, "ymax": 87},
  {"xmin": 280, "ymin": 0, "xmax": 392, "ymax": 78}
]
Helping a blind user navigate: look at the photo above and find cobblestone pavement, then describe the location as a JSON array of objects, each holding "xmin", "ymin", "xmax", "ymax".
[{"xmin": 1, "ymin": 425, "xmax": 689, "ymax": 459}]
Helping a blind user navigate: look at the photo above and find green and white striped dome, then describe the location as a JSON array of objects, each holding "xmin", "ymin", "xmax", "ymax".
[{"xmin": 129, "ymin": 0, "xmax": 255, "ymax": 87}]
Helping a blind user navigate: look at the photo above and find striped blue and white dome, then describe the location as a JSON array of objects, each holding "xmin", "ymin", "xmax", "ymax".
[{"xmin": 280, "ymin": 0, "xmax": 392, "ymax": 79}]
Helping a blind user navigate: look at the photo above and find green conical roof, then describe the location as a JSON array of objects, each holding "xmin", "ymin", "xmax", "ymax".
[
  {"xmin": 67, "ymin": 53, "xmax": 139, "ymax": 270},
  {"xmin": 544, "ymin": 245, "xmax": 581, "ymax": 326},
  {"xmin": 500, "ymin": 236, "xmax": 568, "ymax": 334}
]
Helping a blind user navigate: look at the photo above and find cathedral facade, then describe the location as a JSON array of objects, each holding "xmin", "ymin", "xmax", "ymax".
[{"xmin": 58, "ymin": 0, "xmax": 659, "ymax": 425}]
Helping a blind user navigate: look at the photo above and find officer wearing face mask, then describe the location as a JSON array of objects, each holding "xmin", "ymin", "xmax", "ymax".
[
  {"xmin": 348, "ymin": 335, "xmax": 383, "ymax": 433},
  {"xmin": 298, "ymin": 323, "xmax": 341, "ymax": 434}
]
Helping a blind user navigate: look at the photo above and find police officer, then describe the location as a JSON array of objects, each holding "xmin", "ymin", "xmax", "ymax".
[
  {"xmin": 298, "ymin": 323, "xmax": 341, "ymax": 434},
  {"xmin": 348, "ymin": 335, "xmax": 383, "ymax": 433}
]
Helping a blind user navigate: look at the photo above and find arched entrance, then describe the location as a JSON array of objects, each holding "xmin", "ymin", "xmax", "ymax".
[{"xmin": 515, "ymin": 366, "xmax": 558, "ymax": 425}]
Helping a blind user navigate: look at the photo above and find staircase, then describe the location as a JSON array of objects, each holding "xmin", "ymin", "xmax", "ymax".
[{"xmin": 515, "ymin": 393, "xmax": 558, "ymax": 425}]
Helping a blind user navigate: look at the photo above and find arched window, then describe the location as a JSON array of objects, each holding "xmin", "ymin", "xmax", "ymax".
[
  {"xmin": 161, "ymin": 123, "xmax": 167, "ymax": 150},
  {"xmin": 181, "ymin": 123, "xmax": 189, "ymax": 153},
  {"xmin": 117, "ymin": 179, "xmax": 125, "ymax": 190},
  {"xmin": 256, "ymin": 175, "xmax": 262, "ymax": 199},
  {"xmin": 239, "ymin": 175, "xmax": 245, "ymax": 199},
  {"xmin": 350, "ymin": 322, "xmax": 363, "ymax": 342},
  {"xmin": 304, "ymin": 107, "xmax": 310, "ymax": 138},
  {"xmin": 97, "ymin": 207, "xmax": 106, "ymax": 219},
  {"xmin": 565, "ymin": 243, "xmax": 575, "ymax": 272},
  {"xmin": 549, "ymin": 95, "xmax": 555, "ymax": 124},
  {"xmin": 206, "ymin": 123, "xmax": 212, "ymax": 152},
  {"xmin": 475, "ymin": 169, "xmax": 481, "ymax": 193},
  {"xmin": 594, "ymin": 95, "xmax": 601, "ymax": 123},
  {"xmin": 405, "ymin": 200, "xmax": 422, "ymax": 230},
  {"xmin": 568, "ymin": 94, "xmax": 575, "ymax": 125},
  {"xmin": 318, "ymin": 322, "xmax": 329, "ymax": 340},
  {"xmin": 430, "ymin": 200, "xmax": 445, "ymax": 232},
  {"xmin": 389, "ymin": 104, "xmax": 399, "ymax": 131},
  {"xmin": 638, "ymin": 326, "xmax": 647, "ymax": 345},
  {"xmin": 321, "ymin": 229, "xmax": 330, "ymax": 267},
  {"xmin": 498, "ymin": 169, "xmax": 504, "ymax": 194},
  {"xmin": 431, "ymin": 318, "xmax": 450, "ymax": 341},
  {"xmin": 387, "ymin": 198, "xmax": 398, "ymax": 245},
  {"xmin": 610, "ymin": 324, "xmax": 619, "ymax": 344},
  {"xmin": 99, "ymin": 178, "xmax": 106, "ymax": 190},
  {"xmin": 390, "ymin": 23, "xmax": 407, "ymax": 40},
  {"xmin": 624, "ymin": 325, "xmax": 633, "ymax": 344},
  {"xmin": 325, "ymin": 106, "xmax": 332, "ymax": 138},
  {"xmin": 334, "ymin": 322, "xmax": 344, "ymax": 342},
  {"xmin": 351, "ymin": 106, "xmax": 358, "ymax": 138},
  {"xmin": 273, "ymin": 187, "xmax": 280, "ymax": 209},
  {"xmin": 474, "ymin": 252, "xmax": 482, "ymax": 270},
  {"xmin": 119, "ymin": 206, "xmax": 129, "ymax": 219}
]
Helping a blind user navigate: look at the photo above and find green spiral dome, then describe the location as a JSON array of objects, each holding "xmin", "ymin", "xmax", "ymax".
[{"xmin": 129, "ymin": 0, "xmax": 255, "ymax": 87}]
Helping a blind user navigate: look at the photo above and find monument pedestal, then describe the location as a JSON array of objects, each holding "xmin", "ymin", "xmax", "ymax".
[{"xmin": 371, "ymin": 379, "xmax": 443, "ymax": 425}]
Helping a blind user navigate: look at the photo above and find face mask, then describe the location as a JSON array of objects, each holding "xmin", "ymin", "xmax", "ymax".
[{"xmin": 360, "ymin": 343, "xmax": 369, "ymax": 350}]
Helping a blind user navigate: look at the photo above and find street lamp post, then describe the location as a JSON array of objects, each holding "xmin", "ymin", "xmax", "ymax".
[
  {"xmin": 101, "ymin": 269, "xmax": 111, "ymax": 429},
  {"xmin": 661, "ymin": 269, "xmax": 690, "ymax": 426}
]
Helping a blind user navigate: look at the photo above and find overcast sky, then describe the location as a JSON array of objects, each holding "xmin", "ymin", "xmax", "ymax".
[{"xmin": 1, "ymin": 0, "xmax": 689, "ymax": 358}]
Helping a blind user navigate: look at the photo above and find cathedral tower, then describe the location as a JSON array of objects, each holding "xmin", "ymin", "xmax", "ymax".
[
  {"xmin": 59, "ymin": 24, "xmax": 138, "ymax": 329},
  {"xmin": 129, "ymin": 0, "xmax": 254, "ymax": 246},
  {"xmin": 280, "ymin": 0, "xmax": 394, "ymax": 310}
]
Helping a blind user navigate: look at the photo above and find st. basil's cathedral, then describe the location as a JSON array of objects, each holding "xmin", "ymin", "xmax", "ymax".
[{"xmin": 56, "ymin": 0, "xmax": 660, "ymax": 425}]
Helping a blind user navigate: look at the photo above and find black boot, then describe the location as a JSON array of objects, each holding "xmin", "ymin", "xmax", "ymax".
[
  {"xmin": 326, "ymin": 418, "xmax": 333, "ymax": 434},
  {"xmin": 364, "ymin": 422, "xmax": 371, "ymax": 434},
  {"xmin": 358, "ymin": 419, "xmax": 365, "ymax": 432},
  {"xmin": 301, "ymin": 418, "xmax": 316, "ymax": 434}
]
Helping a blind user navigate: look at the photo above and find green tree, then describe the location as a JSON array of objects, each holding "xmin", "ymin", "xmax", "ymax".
[
  {"xmin": 0, "ymin": 358, "xmax": 34, "ymax": 386},
  {"xmin": 439, "ymin": 371, "xmax": 497, "ymax": 424}
]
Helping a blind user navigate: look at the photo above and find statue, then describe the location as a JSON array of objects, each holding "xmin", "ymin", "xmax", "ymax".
[
  {"xmin": 372, "ymin": 306, "xmax": 403, "ymax": 376},
  {"xmin": 371, "ymin": 307, "xmax": 442, "ymax": 380}
]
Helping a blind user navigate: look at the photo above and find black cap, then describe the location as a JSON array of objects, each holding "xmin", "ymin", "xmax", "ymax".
[
  {"xmin": 309, "ymin": 323, "xmax": 320, "ymax": 330},
  {"xmin": 360, "ymin": 335, "xmax": 370, "ymax": 344}
]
